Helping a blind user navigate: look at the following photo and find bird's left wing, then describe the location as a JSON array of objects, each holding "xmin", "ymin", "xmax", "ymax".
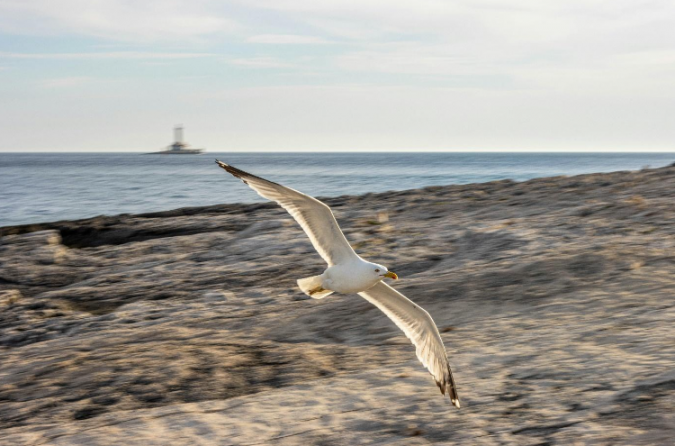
[
  {"xmin": 215, "ymin": 160, "xmax": 359, "ymax": 266},
  {"xmin": 358, "ymin": 282, "xmax": 460, "ymax": 408}
]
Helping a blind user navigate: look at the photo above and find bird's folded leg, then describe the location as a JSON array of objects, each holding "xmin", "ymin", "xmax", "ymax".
[{"xmin": 308, "ymin": 286, "xmax": 326, "ymax": 296}]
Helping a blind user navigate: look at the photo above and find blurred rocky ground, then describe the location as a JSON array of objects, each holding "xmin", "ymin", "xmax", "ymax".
[{"xmin": 0, "ymin": 166, "xmax": 674, "ymax": 445}]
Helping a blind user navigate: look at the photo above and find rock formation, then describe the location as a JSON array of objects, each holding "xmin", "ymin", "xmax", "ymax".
[{"xmin": 1, "ymin": 166, "xmax": 674, "ymax": 445}]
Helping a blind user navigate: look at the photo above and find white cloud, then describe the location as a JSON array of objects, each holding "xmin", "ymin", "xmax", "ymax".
[
  {"xmin": 335, "ymin": 45, "xmax": 489, "ymax": 77},
  {"xmin": 38, "ymin": 76, "xmax": 92, "ymax": 88},
  {"xmin": 0, "ymin": 0, "xmax": 238, "ymax": 42},
  {"xmin": 0, "ymin": 51, "xmax": 216, "ymax": 60},
  {"xmin": 610, "ymin": 49, "xmax": 675, "ymax": 67},
  {"xmin": 229, "ymin": 57, "xmax": 293, "ymax": 68},
  {"xmin": 247, "ymin": 34, "xmax": 332, "ymax": 44}
]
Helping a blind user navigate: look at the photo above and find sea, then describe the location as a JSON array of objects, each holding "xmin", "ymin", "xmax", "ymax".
[{"xmin": 1, "ymin": 152, "xmax": 673, "ymax": 227}]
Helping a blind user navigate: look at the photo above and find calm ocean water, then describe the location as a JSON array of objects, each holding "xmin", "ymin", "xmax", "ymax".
[{"xmin": 1, "ymin": 152, "xmax": 673, "ymax": 227}]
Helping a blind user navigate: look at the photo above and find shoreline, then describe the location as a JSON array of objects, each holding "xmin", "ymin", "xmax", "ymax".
[
  {"xmin": 1, "ymin": 165, "xmax": 674, "ymax": 445},
  {"xmin": 0, "ymin": 165, "xmax": 667, "ymax": 242},
  {"xmin": 2, "ymin": 152, "xmax": 674, "ymax": 230}
]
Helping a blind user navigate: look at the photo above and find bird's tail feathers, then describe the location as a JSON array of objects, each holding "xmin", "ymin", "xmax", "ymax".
[{"xmin": 297, "ymin": 275, "xmax": 334, "ymax": 299}]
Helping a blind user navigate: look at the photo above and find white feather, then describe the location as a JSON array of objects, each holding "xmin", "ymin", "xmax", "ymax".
[
  {"xmin": 216, "ymin": 160, "xmax": 358, "ymax": 266},
  {"xmin": 358, "ymin": 282, "xmax": 460, "ymax": 408}
]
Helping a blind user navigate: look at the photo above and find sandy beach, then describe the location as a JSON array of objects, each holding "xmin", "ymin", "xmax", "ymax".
[{"xmin": 1, "ymin": 165, "xmax": 674, "ymax": 445}]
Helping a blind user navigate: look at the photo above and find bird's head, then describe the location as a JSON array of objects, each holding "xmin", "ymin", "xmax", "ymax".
[{"xmin": 371, "ymin": 263, "xmax": 398, "ymax": 281}]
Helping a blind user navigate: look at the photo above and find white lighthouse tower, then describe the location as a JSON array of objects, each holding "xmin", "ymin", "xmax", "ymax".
[
  {"xmin": 171, "ymin": 125, "xmax": 187, "ymax": 151},
  {"xmin": 150, "ymin": 125, "xmax": 204, "ymax": 154}
]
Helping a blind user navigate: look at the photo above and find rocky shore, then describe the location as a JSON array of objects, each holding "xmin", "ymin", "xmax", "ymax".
[{"xmin": 1, "ymin": 166, "xmax": 674, "ymax": 445}]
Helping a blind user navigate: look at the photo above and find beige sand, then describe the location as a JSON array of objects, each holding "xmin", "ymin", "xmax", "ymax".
[{"xmin": 1, "ymin": 166, "xmax": 674, "ymax": 445}]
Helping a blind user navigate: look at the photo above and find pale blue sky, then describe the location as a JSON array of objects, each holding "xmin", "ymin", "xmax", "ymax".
[{"xmin": 1, "ymin": 0, "xmax": 674, "ymax": 152}]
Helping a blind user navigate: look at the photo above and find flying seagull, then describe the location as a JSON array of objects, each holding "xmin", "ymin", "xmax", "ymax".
[{"xmin": 215, "ymin": 160, "xmax": 460, "ymax": 409}]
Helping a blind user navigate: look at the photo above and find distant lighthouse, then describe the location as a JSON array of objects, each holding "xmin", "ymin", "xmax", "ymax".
[
  {"xmin": 170, "ymin": 125, "xmax": 187, "ymax": 151},
  {"xmin": 174, "ymin": 125, "xmax": 184, "ymax": 147},
  {"xmin": 148, "ymin": 125, "xmax": 205, "ymax": 155}
]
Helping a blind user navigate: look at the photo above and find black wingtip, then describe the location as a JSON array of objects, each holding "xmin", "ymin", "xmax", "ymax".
[
  {"xmin": 447, "ymin": 367, "xmax": 460, "ymax": 409},
  {"xmin": 451, "ymin": 393, "xmax": 461, "ymax": 409},
  {"xmin": 436, "ymin": 367, "xmax": 460, "ymax": 409},
  {"xmin": 214, "ymin": 159, "xmax": 247, "ymax": 181},
  {"xmin": 215, "ymin": 159, "xmax": 232, "ymax": 171},
  {"xmin": 214, "ymin": 159, "xmax": 282, "ymax": 188}
]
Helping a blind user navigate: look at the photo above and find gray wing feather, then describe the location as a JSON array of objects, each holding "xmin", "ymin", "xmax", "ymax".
[
  {"xmin": 358, "ymin": 282, "xmax": 460, "ymax": 408},
  {"xmin": 215, "ymin": 160, "xmax": 358, "ymax": 266}
]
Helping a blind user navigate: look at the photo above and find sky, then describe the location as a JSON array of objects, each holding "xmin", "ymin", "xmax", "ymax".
[{"xmin": 0, "ymin": 0, "xmax": 674, "ymax": 152}]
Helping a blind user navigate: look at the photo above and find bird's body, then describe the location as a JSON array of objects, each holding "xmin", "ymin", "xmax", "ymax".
[
  {"xmin": 216, "ymin": 159, "xmax": 460, "ymax": 409},
  {"xmin": 322, "ymin": 259, "xmax": 386, "ymax": 294}
]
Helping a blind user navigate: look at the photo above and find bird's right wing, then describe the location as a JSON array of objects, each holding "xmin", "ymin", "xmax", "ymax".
[
  {"xmin": 216, "ymin": 160, "xmax": 359, "ymax": 266},
  {"xmin": 358, "ymin": 282, "xmax": 460, "ymax": 408}
]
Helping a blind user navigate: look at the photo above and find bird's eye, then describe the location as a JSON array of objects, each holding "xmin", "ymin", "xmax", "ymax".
[{"xmin": 375, "ymin": 269, "xmax": 380, "ymax": 273}]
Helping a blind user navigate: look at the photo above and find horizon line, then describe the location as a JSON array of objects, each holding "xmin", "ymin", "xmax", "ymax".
[{"xmin": 2, "ymin": 150, "xmax": 675, "ymax": 154}]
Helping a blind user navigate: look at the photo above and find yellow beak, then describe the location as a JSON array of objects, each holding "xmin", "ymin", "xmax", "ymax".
[{"xmin": 384, "ymin": 271, "xmax": 398, "ymax": 280}]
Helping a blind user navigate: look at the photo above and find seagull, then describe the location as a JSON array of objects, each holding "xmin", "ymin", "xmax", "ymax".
[{"xmin": 216, "ymin": 160, "xmax": 460, "ymax": 409}]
